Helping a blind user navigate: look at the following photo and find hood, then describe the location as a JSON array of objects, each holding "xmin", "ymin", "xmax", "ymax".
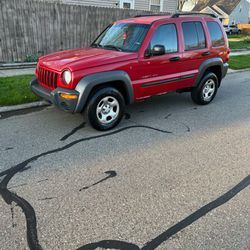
[{"xmin": 39, "ymin": 48, "xmax": 137, "ymax": 72}]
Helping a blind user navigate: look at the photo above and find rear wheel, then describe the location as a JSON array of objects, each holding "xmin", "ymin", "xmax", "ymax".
[
  {"xmin": 191, "ymin": 72, "xmax": 218, "ymax": 105},
  {"xmin": 86, "ymin": 87, "xmax": 125, "ymax": 131}
]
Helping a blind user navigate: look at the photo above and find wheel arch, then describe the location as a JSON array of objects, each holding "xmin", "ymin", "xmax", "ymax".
[
  {"xmin": 195, "ymin": 58, "xmax": 224, "ymax": 88},
  {"xmin": 74, "ymin": 71, "xmax": 134, "ymax": 113}
]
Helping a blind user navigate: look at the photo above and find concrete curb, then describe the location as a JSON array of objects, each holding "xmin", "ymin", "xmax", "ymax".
[
  {"xmin": 228, "ymin": 68, "xmax": 250, "ymax": 74},
  {"xmin": 230, "ymin": 49, "xmax": 250, "ymax": 52},
  {"xmin": 0, "ymin": 101, "xmax": 50, "ymax": 113},
  {"xmin": 0, "ymin": 62, "xmax": 37, "ymax": 70}
]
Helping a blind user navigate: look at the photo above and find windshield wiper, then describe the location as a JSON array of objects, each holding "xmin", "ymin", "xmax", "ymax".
[{"xmin": 103, "ymin": 45, "xmax": 123, "ymax": 52}]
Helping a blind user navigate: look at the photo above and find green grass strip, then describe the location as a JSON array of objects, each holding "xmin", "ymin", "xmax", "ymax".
[{"xmin": 0, "ymin": 75, "xmax": 39, "ymax": 106}]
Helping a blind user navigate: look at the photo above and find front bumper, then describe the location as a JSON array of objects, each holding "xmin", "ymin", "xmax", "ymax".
[{"xmin": 30, "ymin": 77, "xmax": 79, "ymax": 113}]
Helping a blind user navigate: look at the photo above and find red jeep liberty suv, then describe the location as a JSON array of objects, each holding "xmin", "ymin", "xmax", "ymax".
[{"xmin": 31, "ymin": 13, "xmax": 229, "ymax": 130}]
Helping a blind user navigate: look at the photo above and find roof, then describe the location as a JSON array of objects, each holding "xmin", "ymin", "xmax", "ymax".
[
  {"xmin": 117, "ymin": 15, "xmax": 171, "ymax": 24},
  {"xmin": 116, "ymin": 13, "xmax": 217, "ymax": 24},
  {"xmin": 192, "ymin": 0, "xmax": 241, "ymax": 15}
]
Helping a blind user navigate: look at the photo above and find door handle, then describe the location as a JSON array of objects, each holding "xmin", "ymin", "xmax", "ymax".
[
  {"xmin": 202, "ymin": 51, "xmax": 210, "ymax": 56},
  {"xmin": 169, "ymin": 56, "xmax": 180, "ymax": 61}
]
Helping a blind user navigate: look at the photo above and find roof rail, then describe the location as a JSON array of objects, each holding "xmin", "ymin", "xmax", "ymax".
[{"xmin": 172, "ymin": 12, "xmax": 217, "ymax": 18}]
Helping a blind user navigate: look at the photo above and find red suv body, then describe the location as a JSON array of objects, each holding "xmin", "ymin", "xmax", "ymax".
[{"xmin": 31, "ymin": 13, "xmax": 229, "ymax": 130}]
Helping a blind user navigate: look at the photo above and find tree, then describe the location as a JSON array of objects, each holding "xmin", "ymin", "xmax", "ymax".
[{"xmin": 177, "ymin": 0, "xmax": 199, "ymax": 11}]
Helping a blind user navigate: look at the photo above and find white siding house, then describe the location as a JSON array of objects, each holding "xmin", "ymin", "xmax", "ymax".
[
  {"xmin": 62, "ymin": 0, "xmax": 177, "ymax": 13},
  {"xmin": 229, "ymin": 0, "xmax": 250, "ymax": 24},
  {"xmin": 192, "ymin": 0, "xmax": 250, "ymax": 25}
]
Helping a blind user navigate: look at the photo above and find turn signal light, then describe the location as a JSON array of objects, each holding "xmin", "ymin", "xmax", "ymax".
[{"xmin": 59, "ymin": 93, "xmax": 78, "ymax": 100}]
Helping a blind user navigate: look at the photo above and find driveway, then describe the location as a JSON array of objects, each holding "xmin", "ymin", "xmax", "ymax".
[{"xmin": 0, "ymin": 71, "xmax": 249, "ymax": 250}]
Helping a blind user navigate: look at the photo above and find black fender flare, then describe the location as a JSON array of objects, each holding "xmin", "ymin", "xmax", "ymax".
[
  {"xmin": 194, "ymin": 57, "xmax": 225, "ymax": 87},
  {"xmin": 74, "ymin": 71, "xmax": 134, "ymax": 113}
]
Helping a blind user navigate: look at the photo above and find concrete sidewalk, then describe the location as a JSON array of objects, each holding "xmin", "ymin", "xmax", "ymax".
[
  {"xmin": 230, "ymin": 50, "xmax": 250, "ymax": 56},
  {"xmin": 0, "ymin": 67, "xmax": 36, "ymax": 77}
]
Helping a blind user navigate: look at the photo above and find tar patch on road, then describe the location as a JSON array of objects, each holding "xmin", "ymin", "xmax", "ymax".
[
  {"xmin": 79, "ymin": 171, "xmax": 117, "ymax": 191},
  {"xmin": 2, "ymin": 119, "xmax": 248, "ymax": 250},
  {"xmin": 60, "ymin": 122, "xmax": 86, "ymax": 141},
  {"xmin": 78, "ymin": 175, "xmax": 250, "ymax": 250},
  {"xmin": 0, "ymin": 125, "xmax": 172, "ymax": 250}
]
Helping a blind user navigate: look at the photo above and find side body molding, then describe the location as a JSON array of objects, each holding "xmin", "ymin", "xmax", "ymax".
[
  {"xmin": 194, "ymin": 57, "xmax": 225, "ymax": 87},
  {"xmin": 74, "ymin": 71, "xmax": 134, "ymax": 113}
]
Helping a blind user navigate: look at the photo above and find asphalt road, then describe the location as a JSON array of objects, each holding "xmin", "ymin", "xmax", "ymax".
[{"xmin": 0, "ymin": 71, "xmax": 250, "ymax": 250}]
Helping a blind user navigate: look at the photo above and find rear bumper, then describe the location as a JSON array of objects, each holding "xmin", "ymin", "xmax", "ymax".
[
  {"xmin": 30, "ymin": 77, "xmax": 79, "ymax": 113},
  {"xmin": 222, "ymin": 63, "xmax": 229, "ymax": 79}
]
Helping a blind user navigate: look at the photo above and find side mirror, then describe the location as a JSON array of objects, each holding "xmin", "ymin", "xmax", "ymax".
[
  {"xmin": 152, "ymin": 45, "xmax": 165, "ymax": 56},
  {"xmin": 144, "ymin": 48, "xmax": 151, "ymax": 58}
]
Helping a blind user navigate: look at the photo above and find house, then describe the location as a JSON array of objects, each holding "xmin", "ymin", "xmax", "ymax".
[
  {"xmin": 62, "ymin": 0, "xmax": 177, "ymax": 13},
  {"xmin": 191, "ymin": 0, "xmax": 250, "ymax": 25}
]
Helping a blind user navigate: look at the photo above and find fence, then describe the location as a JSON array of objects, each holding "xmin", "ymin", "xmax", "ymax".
[{"xmin": 0, "ymin": 0, "xmax": 170, "ymax": 62}]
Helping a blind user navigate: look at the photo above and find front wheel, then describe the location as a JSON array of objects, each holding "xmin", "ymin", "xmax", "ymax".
[
  {"xmin": 191, "ymin": 72, "xmax": 218, "ymax": 105},
  {"xmin": 86, "ymin": 87, "xmax": 125, "ymax": 131}
]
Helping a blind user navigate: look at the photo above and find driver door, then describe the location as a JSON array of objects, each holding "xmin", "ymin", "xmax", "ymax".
[{"xmin": 136, "ymin": 23, "xmax": 182, "ymax": 99}]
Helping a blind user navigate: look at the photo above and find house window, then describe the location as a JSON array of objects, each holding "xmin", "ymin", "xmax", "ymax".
[
  {"xmin": 120, "ymin": 0, "xmax": 134, "ymax": 9},
  {"xmin": 150, "ymin": 0, "xmax": 162, "ymax": 12}
]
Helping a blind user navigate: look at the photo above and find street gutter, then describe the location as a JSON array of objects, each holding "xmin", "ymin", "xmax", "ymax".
[{"xmin": 0, "ymin": 101, "xmax": 50, "ymax": 114}]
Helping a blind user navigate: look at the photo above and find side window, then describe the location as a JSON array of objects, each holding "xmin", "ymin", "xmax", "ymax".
[
  {"xmin": 150, "ymin": 24, "xmax": 178, "ymax": 54},
  {"xmin": 182, "ymin": 22, "xmax": 206, "ymax": 51},
  {"xmin": 207, "ymin": 21, "xmax": 225, "ymax": 47},
  {"xmin": 195, "ymin": 22, "xmax": 206, "ymax": 49}
]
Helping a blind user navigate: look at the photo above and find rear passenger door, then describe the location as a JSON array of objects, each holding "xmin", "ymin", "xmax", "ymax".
[{"xmin": 179, "ymin": 21, "xmax": 210, "ymax": 87}]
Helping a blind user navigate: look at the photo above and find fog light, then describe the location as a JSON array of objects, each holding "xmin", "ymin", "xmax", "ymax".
[{"xmin": 59, "ymin": 93, "xmax": 78, "ymax": 100}]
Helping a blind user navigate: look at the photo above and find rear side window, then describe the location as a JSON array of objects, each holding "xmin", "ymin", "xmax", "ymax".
[
  {"xmin": 207, "ymin": 21, "xmax": 225, "ymax": 47},
  {"xmin": 182, "ymin": 22, "xmax": 206, "ymax": 51},
  {"xmin": 150, "ymin": 24, "xmax": 178, "ymax": 53}
]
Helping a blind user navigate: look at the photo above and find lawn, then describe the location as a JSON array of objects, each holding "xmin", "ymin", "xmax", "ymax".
[
  {"xmin": 229, "ymin": 54, "xmax": 250, "ymax": 70},
  {"xmin": 0, "ymin": 75, "xmax": 39, "ymax": 106},
  {"xmin": 228, "ymin": 34, "xmax": 250, "ymax": 50}
]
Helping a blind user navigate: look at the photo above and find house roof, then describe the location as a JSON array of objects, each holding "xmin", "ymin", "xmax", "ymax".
[{"xmin": 193, "ymin": 0, "xmax": 241, "ymax": 15}]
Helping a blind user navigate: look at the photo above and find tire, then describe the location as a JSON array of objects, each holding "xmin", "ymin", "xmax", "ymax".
[
  {"xmin": 191, "ymin": 72, "xmax": 218, "ymax": 105},
  {"xmin": 86, "ymin": 87, "xmax": 125, "ymax": 131}
]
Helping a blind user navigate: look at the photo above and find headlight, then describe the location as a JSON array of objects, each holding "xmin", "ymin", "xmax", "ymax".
[{"xmin": 62, "ymin": 70, "xmax": 72, "ymax": 85}]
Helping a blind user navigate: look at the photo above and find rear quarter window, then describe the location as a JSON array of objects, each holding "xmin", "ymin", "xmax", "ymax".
[{"xmin": 207, "ymin": 21, "xmax": 225, "ymax": 47}]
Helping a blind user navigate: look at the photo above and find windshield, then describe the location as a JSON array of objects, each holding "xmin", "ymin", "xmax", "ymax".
[{"xmin": 91, "ymin": 23, "xmax": 150, "ymax": 52}]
